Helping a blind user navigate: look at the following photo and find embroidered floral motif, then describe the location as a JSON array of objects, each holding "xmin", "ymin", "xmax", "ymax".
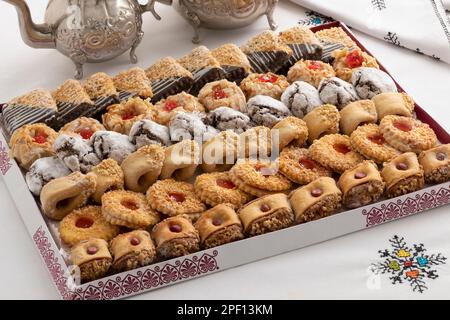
[
  {"xmin": 371, "ymin": 235, "xmax": 447, "ymax": 293},
  {"xmin": 0, "ymin": 140, "xmax": 12, "ymax": 175},
  {"xmin": 298, "ymin": 10, "xmax": 334, "ymax": 26},
  {"xmin": 384, "ymin": 32, "xmax": 403, "ymax": 47},
  {"xmin": 371, "ymin": 0, "xmax": 387, "ymax": 11}
]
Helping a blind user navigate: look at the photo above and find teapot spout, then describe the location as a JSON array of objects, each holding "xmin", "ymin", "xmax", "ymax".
[{"xmin": 5, "ymin": 0, "xmax": 55, "ymax": 49}]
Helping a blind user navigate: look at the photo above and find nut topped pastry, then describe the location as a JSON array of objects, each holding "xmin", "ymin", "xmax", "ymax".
[
  {"xmin": 372, "ymin": 92, "xmax": 415, "ymax": 120},
  {"xmin": 90, "ymin": 159, "xmax": 124, "ymax": 204},
  {"xmin": 287, "ymin": 60, "xmax": 335, "ymax": 88},
  {"xmin": 339, "ymin": 100, "xmax": 378, "ymax": 135},
  {"xmin": 332, "ymin": 49, "xmax": 379, "ymax": 82},
  {"xmin": 153, "ymin": 92, "xmax": 205, "ymax": 125},
  {"xmin": 315, "ymin": 27, "xmax": 358, "ymax": 63},
  {"xmin": 113, "ymin": 67, "xmax": 153, "ymax": 100},
  {"xmin": 211, "ymin": 43, "xmax": 252, "ymax": 83},
  {"xmin": 240, "ymin": 72, "xmax": 290, "ymax": 100},
  {"xmin": 303, "ymin": 104, "xmax": 340, "ymax": 144},
  {"xmin": 83, "ymin": 72, "xmax": 119, "ymax": 117},
  {"xmin": 418, "ymin": 144, "xmax": 450, "ymax": 184},
  {"xmin": 198, "ymin": 79, "xmax": 247, "ymax": 112},
  {"xmin": 59, "ymin": 117, "xmax": 105, "ymax": 140}
]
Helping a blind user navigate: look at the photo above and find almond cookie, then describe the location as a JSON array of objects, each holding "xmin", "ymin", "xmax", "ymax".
[
  {"xmin": 152, "ymin": 216, "xmax": 200, "ymax": 259},
  {"xmin": 194, "ymin": 204, "xmax": 244, "ymax": 249},
  {"xmin": 418, "ymin": 144, "xmax": 450, "ymax": 184},
  {"xmin": 40, "ymin": 172, "xmax": 96, "ymax": 220},
  {"xmin": 160, "ymin": 139, "xmax": 200, "ymax": 181},
  {"xmin": 338, "ymin": 161, "xmax": 385, "ymax": 209},
  {"xmin": 372, "ymin": 92, "xmax": 415, "ymax": 120},
  {"xmin": 121, "ymin": 145, "xmax": 165, "ymax": 193},
  {"xmin": 194, "ymin": 172, "xmax": 253, "ymax": 209},
  {"xmin": 303, "ymin": 104, "xmax": 340, "ymax": 143},
  {"xmin": 113, "ymin": 67, "xmax": 153, "ymax": 100},
  {"xmin": 90, "ymin": 159, "xmax": 124, "ymax": 204},
  {"xmin": 229, "ymin": 160, "xmax": 293, "ymax": 197},
  {"xmin": 211, "ymin": 43, "xmax": 251, "ymax": 83},
  {"xmin": 240, "ymin": 72, "xmax": 289, "ymax": 100},
  {"xmin": 201, "ymin": 130, "xmax": 239, "ymax": 173},
  {"xmin": 238, "ymin": 193, "xmax": 294, "ymax": 236},
  {"xmin": 147, "ymin": 179, "xmax": 206, "ymax": 218},
  {"xmin": 332, "ymin": 49, "xmax": 379, "ymax": 82},
  {"xmin": 380, "ymin": 115, "xmax": 437, "ymax": 153},
  {"xmin": 351, "ymin": 67, "xmax": 397, "ymax": 99},
  {"xmin": 309, "ymin": 134, "xmax": 364, "ymax": 173},
  {"xmin": 110, "ymin": 230, "xmax": 156, "ymax": 272},
  {"xmin": 60, "ymin": 205, "xmax": 120, "ymax": 246},
  {"xmin": 289, "ymin": 177, "xmax": 342, "ymax": 223},
  {"xmin": 9, "ymin": 123, "xmax": 57, "ymax": 169},
  {"xmin": 271, "ymin": 116, "xmax": 308, "ymax": 150},
  {"xmin": 381, "ymin": 152, "xmax": 424, "ymax": 198},
  {"xmin": 238, "ymin": 126, "xmax": 272, "ymax": 159},
  {"xmin": 339, "ymin": 100, "xmax": 378, "ymax": 135},
  {"xmin": 59, "ymin": 117, "xmax": 105, "ymax": 140},
  {"xmin": 153, "ymin": 92, "xmax": 205, "ymax": 125},
  {"xmin": 287, "ymin": 60, "xmax": 335, "ymax": 88},
  {"xmin": 83, "ymin": 72, "xmax": 119, "ymax": 117},
  {"xmin": 279, "ymin": 146, "xmax": 332, "ymax": 185},
  {"xmin": 198, "ymin": 79, "xmax": 247, "ymax": 112},
  {"xmin": 70, "ymin": 239, "xmax": 112, "ymax": 283},
  {"xmin": 350, "ymin": 124, "xmax": 400, "ymax": 164},
  {"xmin": 102, "ymin": 190, "xmax": 160, "ymax": 229}
]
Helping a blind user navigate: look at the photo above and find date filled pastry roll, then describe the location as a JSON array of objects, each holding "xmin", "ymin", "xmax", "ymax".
[
  {"xmin": 238, "ymin": 193, "xmax": 294, "ymax": 237},
  {"xmin": 240, "ymin": 72, "xmax": 290, "ymax": 100},
  {"xmin": 289, "ymin": 177, "xmax": 342, "ymax": 224},
  {"xmin": 152, "ymin": 216, "xmax": 200, "ymax": 259},
  {"xmin": 211, "ymin": 43, "xmax": 252, "ymax": 83},
  {"xmin": 339, "ymin": 100, "xmax": 378, "ymax": 135},
  {"xmin": 90, "ymin": 159, "xmax": 124, "ymax": 204},
  {"xmin": 418, "ymin": 144, "xmax": 450, "ymax": 184},
  {"xmin": 303, "ymin": 104, "xmax": 340, "ymax": 144},
  {"xmin": 83, "ymin": 72, "xmax": 120, "ymax": 118},
  {"xmin": 195, "ymin": 204, "xmax": 244, "ymax": 249},
  {"xmin": 201, "ymin": 130, "xmax": 239, "ymax": 173},
  {"xmin": 372, "ymin": 92, "xmax": 415, "ymax": 120},
  {"xmin": 332, "ymin": 49, "xmax": 379, "ymax": 82},
  {"xmin": 271, "ymin": 116, "xmax": 309, "ymax": 150},
  {"xmin": 70, "ymin": 238, "xmax": 112, "ymax": 283},
  {"xmin": 381, "ymin": 152, "xmax": 424, "ymax": 198},
  {"xmin": 113, "ymin": 67, "xmax": 153, "ymax": 101},
  {"xmin": 314, "ymin": 27, "xmax": 358, "ymax": 63},
  {"xmin": 338, "ymin": 160, "xmax": 385, "ymax": 209}
]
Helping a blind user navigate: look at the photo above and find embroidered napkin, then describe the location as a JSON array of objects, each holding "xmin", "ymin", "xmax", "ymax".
[{"xmin": 290, "ymin": 0, "xmax": 450, "ymax": 64}]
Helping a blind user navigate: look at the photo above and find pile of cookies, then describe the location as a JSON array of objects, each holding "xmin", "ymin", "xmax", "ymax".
[{"xmin": 2, "ymin": 26, "xmax": 449, "ymax": 284}]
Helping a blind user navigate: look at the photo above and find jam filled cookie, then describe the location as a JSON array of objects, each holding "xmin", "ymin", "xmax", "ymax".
[
  {"xmin": 239, "ymin": 72, "xmax": 290, "ymax": 100},
  {"xmin": 332, "ymin": 49, "xmax": 379, "ymax": 82},
  {"xmin": 315, "ymin": 27, "xmax": 357, "ymax": 63},
  {"xmin": 229, "ymin": 160, "xmax": 293, "ymax": 197},
  {"xmin": 201, "ymin": 130, "xmax": 238, "ymax": 173},
  {"xmin": 271, "ymin": 116, "xmax": 308, "ymax": 150},
  {"xmin": 25, "ymin": 156, "xmax": 71, "ymax": 196},
  {"xmin": 169, "ymin": 112, "xmax": 218, "ymax": 143},
  {"xmin": 309, "ymin": 134, "xmax": 364, "ymax": 173},
  {"xmin": 318, "ymin": 77, "xmax": 358, "ymax": 109},
  {"xmin": 238, "ymin": 193, "xmax": 294, "ymax": 236},
  {"xmin": 350, "ymin": 124, "xmax": 400, "ymax": 164},
  {"xmin": 83, "ymin": 72, "xmax": 119, "ymax": 118},
  {"xmin": 381, "ymin": 152, "xmax": 424, "ymax": 198},
  {"xmin": 70, "ymin": 239, "xmax": 112, "ymax": 283},
  {"xmin": 121, "ymin": 145, "xmax": 165, "ymax": 193},
  {"xmin": 129, "ymin": 119, "xmax": 170, "ymax": 148},
  {"xmin": 153, "ymin": 92, "xmax": 205, "ymax": 125},
  {"xmin": 91, "ymin": 130, "xmax": 136, "ymax": 164},
  {"xmin": 160, "ymin": 139, "xmax": 200, "ymax": 181},
  {"xmin": 287, "ymin": 60, "xmax": 335, "ymax": 88},
  {"xmin": 147, "ymin": 179, "xmax": 206, "ymax": 218},
  {"xmin": 9, "ymin": 123, "xmax": 57, "ymax": 169},
  {"xmin": 113, "ymin": 67, "xmax": 153, "ymax": 100},
  {"xmin": 303, "ymin": 104, "xmax": 340, "ymax": 144},
  {"xmin": 90, "ymin": 159, "xmax": 124, "ymax": 204},
  {"xmin": 152, "ymin": 216, "xmax": 200, "ymax": 259},
  {"xmin": 289, "ymin": 177, "xmax": 342, "ymax": 223},
  {"xmin": 102, "ymin": 190, "xmax": 160, "ymax": 229},
  {"xmin": 372, "ymin": 92, "xmax": 415, "ymax": 120},
  {"xmin": 281, "ymin": 81, "xmax": 323, "ymax": 118},
  {"xmin": 351, "ymin": 67, "xmax": 397, "ymax": 99},
  {"xmin": 278, "ymin": 146, "xmax": 332, "ymax": 185},
  {"xmin": 110, "ymin": 230, "xmax": 156, "ymax": 272},
  {"xmin": 339, "ymin": 100, "xmax": 378, "ymax": 135},
  {"xmin": 238, "ymin": 126, "xmax": 272, "ymax": 159},
  {"xmin": 380, "ymin": 115, "xmax": 437, "ymax": 153},
  {"xmin": 145, "ymin": 57, "xmax": 194, "ymax": 103},
  {"xmin": 418, "ymin": 144, "xmax": 450, "ymax": 184},
  {"xmin": 102, "ymin": 97, "xmax": 154, "ymax": 135},
  {"xmin": 54, "ymin": 134, "xmax": 101, "ymax": 173},
  {"xmin": 194, "ymin": 172, "xmax": 253, "ymax": 209},
  {"xmin": 195, "ymin": 204, "xmax": 245, "ymax": 249},
  {"xmin": 40, "ymin": 172, "xmax": 96, "ymax": 220},
  {"xmin": 247, "ymin": 95, "xmax": 291, "ymax": 128},
  {"xmin": 59, "ymin": 117, "xmax": 105, "ymax": 140},
  {"xmin": 338, "ymin": 161, "xmax": 385, "ymax": 209},
  {"xmin": 60, "ymin": 205, "xmax": 120, "ymax": 246},
  {"xmin": 203, "ymin": 107, "xmax": 252, "ymax": 134},
  {"xmin": 198, "ymin": 79, "xmax": 247, "ymax": 112},
  {"xmin": 211, "ymin": 43, "xmax": 252, "ymax": 83}
]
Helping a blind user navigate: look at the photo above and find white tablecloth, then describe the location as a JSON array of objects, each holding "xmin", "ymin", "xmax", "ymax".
[{"xmin": 0, "ymin": 0, "xmax": 449, "ymax": 299}]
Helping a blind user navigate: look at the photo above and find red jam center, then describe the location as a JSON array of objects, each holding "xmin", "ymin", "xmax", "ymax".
[
  {"xmin": 213, "ymin": 86, "xmax": 228, "ymax": 100},
  {"xmin": 368, "ymin": 134, "xmax": 385, "ymax": 145},
  {"xmin": 354, "ymin": 172, "xmax": 367, "ymax": 179},
  {"xmin": 33, "ymin": 132, "xmax": 48, "ymax": 144},
  {"xmin": 121, "ymin": 200, "xmax": 139, "ymax": 210},
  {"xmin": 169, "ymin": 223, "xmax": 182, "ymax": 233},
  {"xmin": 212, "ymin": 217, "xmax": 223, "ymax": 226},
  {"xmin": 345, "ymin": 50, "xmax": 364, "ymax": 68},
  {"xmin": 333, "ymin": 143, "xmax": 351, "ymax": 154},
  {"xmin": 122, "ymin": 112, "xmax": 136, "ymax": 120},
  {"xmin": 75, "ymin": 217, "xmax": 94, "ymax": 229},
  {"xmin": 258, "ymin": 74, "xmax": 278, "ymax": 83},
  {"xmin": 299, "ymin": 158, "xmax": 317, "ymax": 170},
  {"xmin": 216, "ymin": 179, "xmax": 236, "ymax": 189},
  {"xmin": 169, "ymin": 192, "xmax": 186, "ymax": 203},
  {"xmin": 311, "ymin": 188, "xmax": 323, "ymax": 197},
  {"xmin": 130, "ymin": 237, "xmax": 140, "ymax": 246},
  {"xmin": 307, "ymin": 61, "xmax": 323, "ymax": 70},
  {"xmin": 86, "ymin": 246, "xmax": 98, "ymax": 255},
  {"xmin": 78, "ymin": 128, "xmax": 94, "ymax": 140},
  {"xmin": 164, "ymin": 100, "xmax": 178, "ymax": 112},
  {"xmin": 436, "ymin": 152, "xmax": 447, "ymax": 161},
  {"xmin": 260, "ymin": 204, "xmax": 271, "ymax": 212},
  {"xmin": 393, "ymin": 120, "xmax": 412, "ymax": 132},
  {"xmin": 396, "ymin": 162, "xmax": 408, "ymax": 171}
]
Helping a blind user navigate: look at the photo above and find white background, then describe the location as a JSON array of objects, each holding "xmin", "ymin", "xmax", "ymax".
[{"xmin": 0, "ymin": 0, "xmax": 449, "ymax": 299}]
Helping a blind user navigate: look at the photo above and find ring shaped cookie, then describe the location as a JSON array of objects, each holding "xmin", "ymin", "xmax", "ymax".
[
  {"xmin": 271, "ymin": 116, "xmax": 309, "ymax": 150},
  {"xmin": 160, "ymin": 140, "xmax": 200, "ymax": 181},
  {"xmin": 201, "ymin": 131, "xmax": 239, "ymax": 173},
  {"xmin": 90, "ymin": 159, "xmax": 124, "ymax": 204},
  {"xmin": 303, "ymin": 104, "xmax": 340, "ymax": 144}
]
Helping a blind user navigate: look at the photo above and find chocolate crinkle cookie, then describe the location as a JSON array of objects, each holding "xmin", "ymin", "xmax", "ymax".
[
  {"xmin": 318, "ymin": 77, "xmax": 358, "ymax": 109},
  {"xmin": 54, "ymin": 134, "xmax": 101, "ymax": 173},
  {"xmin": 281, "ymin": 81, "xmax": 323, "ymax": 118},
  {"xmin": 169, "ymin": 111, "xmax": 218, "ymax": 143},
  {"xmin": 351, "ymin": 67, "xmax": 397, "ymax": 99},
  {"xmin": 25, "ymin": 156, "xmax": 71, "ymax": 196},
  {"xmin": 203, "ymin": 107, "xmax": 253, "ymax": 134},
  {"xmin": 129, "ymin": 119, "xmax": 171, "ymax": 148},
  {"xmin": 246, "ymin": 95, "xmax": 291, "ymax": 128},
  {"xmin": 91, "ymin": 131, "xmax": 136, "ymax": 165}
]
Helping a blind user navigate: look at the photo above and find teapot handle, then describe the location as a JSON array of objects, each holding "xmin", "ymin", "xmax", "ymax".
[{"xmin": 141, "ymin": 0, "xmax": 173, "ymax": 20}]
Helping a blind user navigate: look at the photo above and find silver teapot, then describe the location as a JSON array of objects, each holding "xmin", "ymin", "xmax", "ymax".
[{"xmin": 5, "ymin": 0, "xmax": 171, "ymax": 79}]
